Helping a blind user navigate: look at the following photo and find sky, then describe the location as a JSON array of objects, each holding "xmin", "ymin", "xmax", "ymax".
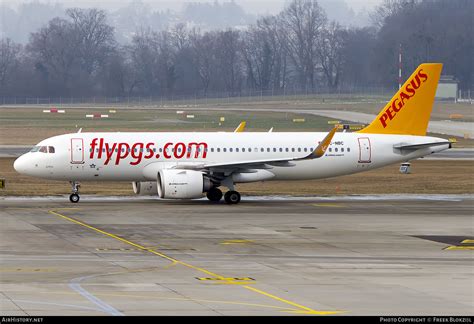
[{"xmin": 2, "ymin": 0, "xmax": 384, "ymax": 15}]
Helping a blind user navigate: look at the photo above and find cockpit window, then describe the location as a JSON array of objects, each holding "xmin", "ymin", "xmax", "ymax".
[
  {"xmin": 30, "ymin": 146, "xmax": 40, "ymax": 152},
  {"xmin": 39, "ymin": 146, "xmax": 47, "ymax": 153},
  {"xmin": 48, "ymin": 146, "xmax": 55, "ymax": 153}
]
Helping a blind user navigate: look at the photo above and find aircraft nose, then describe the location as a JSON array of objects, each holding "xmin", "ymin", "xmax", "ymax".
[{"xmin": 13, "ymin": 154, "xmax": 28, "ymax": 174}]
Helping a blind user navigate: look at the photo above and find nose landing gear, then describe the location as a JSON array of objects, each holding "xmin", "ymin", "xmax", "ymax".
[{"xmin": 69, "ymin": 181, "xmax": 80, "ymax": 203}]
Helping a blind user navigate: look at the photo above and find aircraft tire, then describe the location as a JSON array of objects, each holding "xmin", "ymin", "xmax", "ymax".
[
  {"xmin": 69, "ymin": 193, "xmax": 80, "ymax": 203},
  {"xmin": 206, "ymin": 188, "xmax": 223, "ymax": 202},
  {"xmin": 224, "ymin": 191, "xmax": 241, "ymax": 204}
]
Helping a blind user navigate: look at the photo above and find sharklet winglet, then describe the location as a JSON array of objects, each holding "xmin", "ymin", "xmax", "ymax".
[{"xmin": 295, "ymin": 126, "xmax": 337, "ymax": 160}]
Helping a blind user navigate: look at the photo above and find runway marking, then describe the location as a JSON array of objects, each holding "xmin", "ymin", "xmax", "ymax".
[
  {"xmin": 311, "ymin": 203, "xmax": 344, "ymax": 208},
  {"xmin": 96, "ymin": 248, "xmax": 141, "ymax": 251},
  {"xmin": 443, "ymin": 237, "xmax": 474, "ymax": 251},
  {"xmin": 444, "ymin": 246, "xmax": 474, "ymax": 251},
  {"xmin": 243, "ymin": 285, "xmax": 343, "ymax": 315},
  {"xmin": 8, "ymin": 299, "xmax": 104, "ymax": 312},
  {"xmin": 0, "ymin": 268, "xmax": 57, "ymax": 272},
  {"xmin": 197, "ymin": 277, "xmax": 256, "ymax": 285},
  {"xmin": 220, "ymin": 240, "xmax": 254, "ymax": 245},
  {"xmin": 40, "ymin": 290, "xmax": 299, "ymax": 312},
  {"xmin": 69, "ymin": 275, "xmax": 124, "ymax": 316},
  {"xmin": 48, "ymin": 208, "xmax": 343, "ymax": 315}
]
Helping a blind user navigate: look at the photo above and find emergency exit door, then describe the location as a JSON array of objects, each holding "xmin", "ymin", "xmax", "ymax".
[
  {"xmin": 358, "ymin": 137, "xmax": 371, "ymax": 163},
  {"xmin": 70, "ymin": 138, "xmax": 84, "ymax": 164}
]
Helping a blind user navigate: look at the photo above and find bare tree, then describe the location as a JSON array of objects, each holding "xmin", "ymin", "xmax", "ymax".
[
  {"xmin": 279, "ymin": 0, "xmax": 326, "ymax": 89},
  {"xmin": 66, "ymin": 8, "xmax": 115, "ymax": 76},
  {"xmin": 28, "ymin": 18, "xmax": 80, "ymax": 94},
  {"xmin": 214, "ymin": 29, "xmax": 243, "ymax": 95},
  {"xmin": 317, "ymin": 21, "xmax": 347, "ymax": 91},
  {"xmin": 127, "ymin": 29, "xmax": 160, "ymax": 95},
  {"xmin": 190, "ymin": 30, "xmax": 215, "ymax": 96},
  {"xmin": 370, "ymin": 0, "xmax": 418, "ymax": 29},
  {"xmin": 0, "ymin": 38, "xmax": 21, "ymax": 94}
]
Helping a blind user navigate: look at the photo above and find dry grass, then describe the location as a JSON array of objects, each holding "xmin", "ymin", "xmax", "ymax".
[
  {"xmin": 1, "ymin": 106, "xmax": 473, "ymax": 148},
  {"xmin": 1, "ymin": 158, "xmax": 472, "ymax": 197}
]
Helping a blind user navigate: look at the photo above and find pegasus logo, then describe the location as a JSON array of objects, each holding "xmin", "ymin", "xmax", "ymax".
[{"xmin": 379, "ymin": 69, "xmax": 428, "ymax": 128}]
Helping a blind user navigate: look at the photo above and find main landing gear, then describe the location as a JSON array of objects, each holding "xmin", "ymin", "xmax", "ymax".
[
  {"xmin": 206, "ymin": 187, "xmax": 241, "ymax": 204},
  {"xmin": 206, "ymin": 187, "xmax": 223, "ymax": 202},
  {"xmin": 224, "ymin": 191, "xmax": 241, "ymax": 204},
  {"xmin": 69, "ymin": 181, "xmax": 80, "ymax": 203}
]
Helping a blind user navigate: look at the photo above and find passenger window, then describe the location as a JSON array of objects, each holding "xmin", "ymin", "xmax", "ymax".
[
  {"xmin": 217, "ymin": 148, "xmax": 221, "ymax": 152},
  {"xmin": 236, "ymin": 148, "xmax": 239, "ymax": 152},
  {"xmin": 242, "ymin": 148, "xmax": 246, "ymax": 152},
  {"xmin": 304, "ymin": 148, "xmax": 308, "ymax": 152},
  {"xmin": 211, "ymin": 148, "xmax": 214, "ymax": 153},
  {"xmin": 347, "ymin": 148, "xmax": 351, "ymax": 152},
  {"xmin": 230, "ymin": 148, "xmax": 233, "ymax": 152},
  {"xmin": 341, "ymin": 148, "xmax": 344, "ymax": 152},
  {"xmin": 329, "ymin": 148, "xmax": 332, "ymax": 152},
  {"xmin": 291, "ymin": 148, "xmax": 295, "ymax": 152},
  {"xmin": 223, "ymin": 148, "xmax": 227, "ymax": 152},
  {"xmin": 285, "ymin": 148, "xmax": 289, "ymax": 152},
  {"xmin": 279, "ymin": 148, "xmax": 283, "ymax": 152},
  {"xmin": 267, "ymin": 148, "xmax": 270, "ymax": 152},
  {"xmin": 310, "ymin": 147, "xmax": 314, "ymax": 151},
  {"xmin": 298, "ymin": 148, "xmax": 301, "ymax": 152},
  {"xmin": 335, "ymin": 148, "xmax": 338, "ymax": 152},
  {"xmin": 261, "ymin": 148, "xmax": 264, "ymax": 152},
  {"xmin": 273, "ymin": 148, "xmax": 276, "ymax": 152},
  {"xmin": 248, "ymin": 148, "xmax": 252, "ymax": 152},
  {"xmin": 39, "ymin": 146, "xmax": 48, "ymax": 153}
]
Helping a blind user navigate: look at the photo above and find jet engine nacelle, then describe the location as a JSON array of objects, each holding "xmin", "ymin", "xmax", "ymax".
[
  {"xmin": 157, "ymin": 169, "xmax": 212, "ymax": 199},
  {"xmin": 132, "ymin": 181, "xmax": 158, "ymax": 195}
]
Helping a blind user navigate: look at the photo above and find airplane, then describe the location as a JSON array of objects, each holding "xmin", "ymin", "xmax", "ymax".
[{"xmin": 14, "ymin": 63, "xmax": 451, "ymax": 204}]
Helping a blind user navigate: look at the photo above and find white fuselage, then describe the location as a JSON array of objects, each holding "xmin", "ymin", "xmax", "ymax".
[{"xmin": 13, "ymin": 132, "xmax": 450, "ymax": 182}]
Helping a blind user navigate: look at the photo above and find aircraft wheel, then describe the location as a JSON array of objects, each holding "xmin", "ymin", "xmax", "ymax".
[
  {"xmin": 206, "ymin": 188, "xmax": 223, "ymax": 202},
  {"xmin": 224, "ymin": 191, "xmax": 241, "ymax": 204},
  {"xmin": 69, "ymin": 193, "xmax": 80, "ymax": 203}
]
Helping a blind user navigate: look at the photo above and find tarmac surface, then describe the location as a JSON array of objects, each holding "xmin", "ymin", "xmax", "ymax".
[{"xmin": 1, "ymin": 195, "xmax": 473, "ymax": 316}]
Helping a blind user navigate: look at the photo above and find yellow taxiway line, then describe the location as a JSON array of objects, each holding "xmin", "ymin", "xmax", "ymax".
[{"xmin": 48, "ymin": 208, "xmax": 344, "ymax": 315}]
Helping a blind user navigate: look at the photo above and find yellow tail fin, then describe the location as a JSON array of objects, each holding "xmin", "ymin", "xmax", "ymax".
[{"xmin": 358, "ymin": 63, "xmax": 442, "ymax": 136}]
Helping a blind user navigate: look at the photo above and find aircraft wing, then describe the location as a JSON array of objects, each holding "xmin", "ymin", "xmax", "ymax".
[{"xmin": 176, "ymin": 127, "xmax": 337, "ymax": 172}]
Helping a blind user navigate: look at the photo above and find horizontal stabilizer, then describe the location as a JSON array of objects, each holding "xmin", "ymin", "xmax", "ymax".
[{"xmin": 394, "ymin": 142, "xmax": 451, "ymax": 150}]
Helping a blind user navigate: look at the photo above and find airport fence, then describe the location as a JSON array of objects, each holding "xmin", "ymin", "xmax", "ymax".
[{"xmin": 0, "ymin": 87, "xmax": 396, "ymax": 108}]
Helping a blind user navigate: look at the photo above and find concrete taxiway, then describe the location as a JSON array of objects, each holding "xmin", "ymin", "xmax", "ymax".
[{"xmin": 0, "ymin": 195, "xmax": 473, "ymax": 316}]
